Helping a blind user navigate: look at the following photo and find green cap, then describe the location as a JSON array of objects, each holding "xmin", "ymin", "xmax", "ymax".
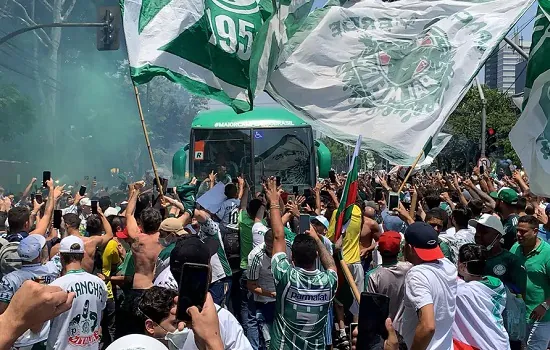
[{"xmin": 490, "ymin": 187, "xmax": 518, "ymax": 205}]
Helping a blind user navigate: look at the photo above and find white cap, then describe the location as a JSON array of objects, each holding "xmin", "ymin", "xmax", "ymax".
[
  {"xmin": 104, "ymin": 207, "xmax": 120, "ymax": 217},
  {"xmin": 469, "ymin": 214, "xmax": 505, "ymax": 236},
  {"xmin": 18, "ymin": 234, "xmax": 46, "ymax": 262},
  {"xmin": 59, "ymin": 236, "xmax": 85, "ymax": 254},
  {"xmin": 80, "ymin": 198, "xmax": 91, "ymax": 206},
  {"xmin": 105, "ymin": 334, "xmax": 168, "ymax": 350}
]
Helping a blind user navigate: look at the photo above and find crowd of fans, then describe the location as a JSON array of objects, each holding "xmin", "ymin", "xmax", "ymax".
[{"xmin": 0, "ymin": 165, "xmax": 548, "ymax": 350}]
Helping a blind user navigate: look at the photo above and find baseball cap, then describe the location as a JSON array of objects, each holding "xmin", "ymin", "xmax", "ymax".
[
  {"xmin": 116, "ymin": 226, "xmax": 129, "ymax": 239},
  {"xmin": 404, "ymin": 222, "xmax": 444, "ymax": 261},
  {"xmin": 80, "ymin": 198, "xmax": 91, "ymax": 206},
  {"xmin": 311, "ymin": 215, "xmax": 329, "ymax": 229},
  {"xmin": 59, "ymin": 236, "xmax": 85, "ymax": 254},
  {"xmin": 170, "ymin": 236, "xmax": 210, "ymax": 271},
  {"xmin": 490, "ymin": 187, "xmax": 518, "ymax": 205},
  {"xmin": 468, "ymin": 214, "xmax": 505, "ymax": 236},
  {"xmin": 105, "ymin": 334, "xmax": 168, "ymax": 350},
  {"xmin": 378, "ymin": 231, "xmax": 401, "ymax": 256},
  {"xmin": 104, "ymin": 207, "xmax": 120, "ymax": 217},
  {"xmin": 18, "ymin": 234, "xmax": 46, "ymax": 262},
  {"xmin": 159, "ymin": 218, "xmax": 186, "ymax": 236}
]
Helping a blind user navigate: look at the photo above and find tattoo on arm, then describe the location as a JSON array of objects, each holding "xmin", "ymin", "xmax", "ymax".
[{"xmin": 316, "ymin": 238, "xmax": 336, "ymax": 271}]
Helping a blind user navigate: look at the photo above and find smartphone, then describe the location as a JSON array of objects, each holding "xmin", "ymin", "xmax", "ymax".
[
  {"xmin": 374, "ymin": 187, "xmax": 384, "ymax": 202},
  {"xmin": 356, "ymin": 292, "xmax": 390, "ymax": 350},
  {"xmin": 35, "ymin": 194, "xmax": 43, "ymax": 204},
  {"xmin": 292, "ymin": 185, "xmax": 299, "ymax": 195},
  {"xmin": 42, "ymin": 171, "xmax": 51, "ymax": 188},
  {"xmin": 287, "ymin": 194, "xmax": 296, "ymax": 203},
  {"xmin": 299, "ymin": 214, "xmax": 310, "ymax": 234},
  {"xmin": 479, "ymin": 165, "xmax": 485, "ymax": 174},
  {"xmin": 303, "ymin": 188, "xmax": 312, "ymax": 198},
  {"xmin": 177, "ymin": 263, "xmax": 210, "ymax": 322},
  {"xmin": 157, "ymin": 177, "xmax": 168, "ymax": 192},
  {"xmin": 166, "ymin": 187, "xmax": 175, "ymax": 195},
  {"xmin": 30, "ymin": 193, "xmax": 35, "ymax": 204},
  {"xmin": 79, "ymin": 186, "xmax": 86, "ymax": 196},
  {"xmin": 329, "ymin": 170, "xmax": 336, "ymax": 183},
  {"xmin": 53, "ymin": 210, "xmax": 62, "ymax": 229},
  {"xmin": 388, "ymin": 192, "xmax": 399, "ymax": 211},
  {"xmin": 349, "ymin": 322, "xmax": 359, "ymax": 340},
  {"xmin": 276, "ymin": 176, "xmax": 281, "ymax": 187},
  {"xmin": 91, "ymin": 200, "xmax": 98, "ymax": 214}
]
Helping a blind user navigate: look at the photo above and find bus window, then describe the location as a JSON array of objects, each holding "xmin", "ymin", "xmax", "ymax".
[
  {"xmin": 191, "ymin": 129, "xmax": 252, "ymax": 184},
  {"xmin": 253, "ymin": 127, "xmax": 313, "ymax": 187}
]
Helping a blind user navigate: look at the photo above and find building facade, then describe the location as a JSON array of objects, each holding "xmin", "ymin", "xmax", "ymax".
[{"xmin": 485, "ymin": 36, "xmax": 530, "ymax": 94}]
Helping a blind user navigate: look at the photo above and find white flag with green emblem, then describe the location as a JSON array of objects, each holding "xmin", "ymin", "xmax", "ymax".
[
  {"xmin": 264, "ymin": 0, "xmax": 533, "ymax": 165},
  {"xmin": 122, "ymin": 0, "xmax": 268, "ymax": 112},
  {"xmin": 510, "ymin": 0, "xmax": 550, "ymax": 196}
]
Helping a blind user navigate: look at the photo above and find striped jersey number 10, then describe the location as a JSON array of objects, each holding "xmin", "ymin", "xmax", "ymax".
[{"xmin": 206, "ymin": 8, "xmax": 254, "ymax": 60}]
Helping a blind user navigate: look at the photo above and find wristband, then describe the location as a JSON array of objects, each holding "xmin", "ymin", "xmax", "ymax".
[
  {"xmin": 270, "ymin": 205, "xmax": 281, "ymax": 210},
  {"xmin": 542, "ymin": 302, "xmax": 549, "ymax": 311}
]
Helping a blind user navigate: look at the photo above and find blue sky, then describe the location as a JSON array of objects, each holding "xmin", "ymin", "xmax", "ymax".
[{"xmin": 209, "ymin": 1, "xmax": 540, "ymax": 109}]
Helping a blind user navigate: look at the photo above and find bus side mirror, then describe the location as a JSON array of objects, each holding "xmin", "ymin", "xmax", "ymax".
[
  {"xmin": 172, "ymin": 144, "xmax": 189, "ymax": 181},
  {"xmin": 314, "ymin": 139, "xmax": 331, "ymax": 178}
]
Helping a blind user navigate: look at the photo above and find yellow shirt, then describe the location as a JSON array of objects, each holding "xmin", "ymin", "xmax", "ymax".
[
  {"xmin": 328, "ymin": 205, "xmax": 362, "ymax": 264},
  {"xmin": 102, "ymin": 239, "xmax": 121, "ymax": 300}
]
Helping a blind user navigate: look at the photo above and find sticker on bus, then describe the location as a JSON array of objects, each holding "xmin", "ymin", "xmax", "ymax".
[{"xmin": 194, "ymin": 141, "xmax": 205, "ymax": 161}]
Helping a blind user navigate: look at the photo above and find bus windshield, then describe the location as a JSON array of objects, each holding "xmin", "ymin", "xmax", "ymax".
[
  {"xmin": 191, "ymin": 129, "xmax": 252, "ymax": 183},
  {"xmin": 253, "ymin": 127, "xmax": 313, "ymax": 187}
]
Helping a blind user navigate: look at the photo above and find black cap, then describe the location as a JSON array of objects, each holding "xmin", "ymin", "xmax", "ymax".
[
  {"xmin": 404, "ymin": 222, "xmax": 444, "ymax": 261},
  {"xmin": 170, "ymin": 236, "xmax": 210, "ymax": 278}
]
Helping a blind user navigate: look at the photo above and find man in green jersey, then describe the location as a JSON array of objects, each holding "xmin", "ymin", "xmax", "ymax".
[
  {"xmin": 471, "ymin": 214, "xmax": 526, "ymax": 296},
  {"xmin": 510, "ymin": 215, "xmax": 550, "ymax": 350},
  {"xmin": 265, "ymin": 178, "xmax": 337, "ymax": 350},
  {"xmin": 490, "ymin": 187, "xmax": 520, "ymax": 250}
]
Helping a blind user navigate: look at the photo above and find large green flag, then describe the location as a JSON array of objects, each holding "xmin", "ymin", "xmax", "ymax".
[
  {"xmin": 121, "ymin": 0, "xmax": 314, "ymax": 112},
  {"xmin": 510, "ymin": 0, "xmax": 550, "ymax": 196}
]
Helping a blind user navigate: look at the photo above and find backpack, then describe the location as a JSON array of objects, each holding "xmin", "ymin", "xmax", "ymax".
[
  {"xmin": 503, "ymin": 286, "xmax": 527, "ymax": 341},
  {"xmin": 0, "ymin": 237, "xmax": 21, "ymax": 277}
]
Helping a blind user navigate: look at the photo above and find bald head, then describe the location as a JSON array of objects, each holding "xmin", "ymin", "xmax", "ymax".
[{"xmin": 364, "ymin": 206, "xmax": 376, "ymax": 219}]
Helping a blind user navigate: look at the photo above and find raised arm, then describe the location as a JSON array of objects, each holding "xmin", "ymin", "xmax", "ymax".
[
  {"xmin": 314, "ymin": 182, "xmax": 323, "ymax": 215},
  {"xmin": 31, "ymin": 180, "xmax": 64, "ymax": 236},
  {"xmin": 125, "ymin": 182, "xmax": 144, "ymax": 240},
  {"xmin": 308, "ymin": 226, "xmax": 337, "ymax": 273},
  {"xmin": 96, "ymin": 207, "xmax": 114, "ymax": 247},
  {"xmin": 20, "ymin": 178, "xmax": 37, "ymax": 201},
  {"xmin": 264, "ymin": 178, "xmax": 285, "ymax": 255}
]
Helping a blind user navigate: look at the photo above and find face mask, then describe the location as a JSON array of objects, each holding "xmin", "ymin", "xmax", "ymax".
[{"xmin": 164, "ymin": 328, "xmax": 190, "ymax": 350}]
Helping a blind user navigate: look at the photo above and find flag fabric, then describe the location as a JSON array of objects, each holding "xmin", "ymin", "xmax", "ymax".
[
  {"xmin": 416, "ymin": 133, "xmax": 453, "ymax": 169},
  {"xmin": 121, "ymin": 0, "xmax": 314, "ymax": 112},
  {"xmin": 121, "ymin": 0, "xmax": 269, "ymax": 112},
  {"xmin": 509, "ymin": 0, "xmax": 550, "ymax": 196},
  {"xmin": 264, "ymin": 0, "xmax": 533, "ymax": 165},
  {"xmin": 452, "ymin": 278, "xmax": 509, "ymax": 350},
  {"xmin": 334, "ymin": 135, "xmax": 362, "ymax": 242}
]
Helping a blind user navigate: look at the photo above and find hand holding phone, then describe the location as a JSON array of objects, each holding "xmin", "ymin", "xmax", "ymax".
[
  {"xmin": 91, "ymin": 200, "xmax": 98, "ymax": 214},
  {"xmin": 299, "ymin": 214, "xmax": 310, "ymax": 234},
  {"xmin": 79, "ymin": 186, "xmax": 86, "ymax": 196},
  {"xmin": 388, "ymin": 192, "xmax": 399, "ymax": 211},
  {"xmin": 177, "ymin": 263, "xmax": 210, "ymax": 322},
  {"xmin": 35, "ymin": 194, "xmax": 43, "ymax": 204},
  {"xmin": 42, "ymin": 171, "xmax": 51, "ymax": 188}
]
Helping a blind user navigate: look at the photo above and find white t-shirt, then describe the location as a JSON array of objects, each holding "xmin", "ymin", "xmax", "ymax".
[
  {"xmin": 177, "ymin": 305, "xmax": 252, "ymax": 350},
  {"xmin": 247, "ymin": 243, "xmax": 276, "ymax": 303},
  {"xmin": 401, "ymin": 258, "xmax": 457, "ymax": 350},
  {"xmin": 47, "ymin": 270, "xmax": 107, "ymax": 350},
  {"xmin": 252, "ymin": 222, "xmax": 269, "ymax": 248},
  {"xmin": 216, "ymin": 198, "xmax": 240, "ymax": 231}
]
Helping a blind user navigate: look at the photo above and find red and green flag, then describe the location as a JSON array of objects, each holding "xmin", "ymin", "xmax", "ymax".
[{"xmin": 334, "ymin": 136, "xmax": 362, "ymax": 242}]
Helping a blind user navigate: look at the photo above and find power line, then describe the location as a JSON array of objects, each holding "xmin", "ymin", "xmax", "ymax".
[{"xmin": 503, "ymin": 62, "xmax": 527, "ymax": 95}]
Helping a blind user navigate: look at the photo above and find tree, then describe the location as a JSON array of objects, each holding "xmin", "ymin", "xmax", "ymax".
[
  {"xmin": 0, "ymin": 82, "xmax": 35, "ymax": 142},
  {"xmin": 436, "ymin": 85, "xmax": 519, "ymax": 172},
  {"xmin": 320, "ymin": 136, "xmax": 377, "ymax": 172}
]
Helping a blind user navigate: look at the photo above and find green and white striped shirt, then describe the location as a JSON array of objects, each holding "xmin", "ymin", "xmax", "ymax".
[
  {"xmin": 270, "ymin": 252, "xmax": 337, "ymax": 350},
  {"xmin": 199, "ymin": 218, "xmax": 232, "ymax": 282}
]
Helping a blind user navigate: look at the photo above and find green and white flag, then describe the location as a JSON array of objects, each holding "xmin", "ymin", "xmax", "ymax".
[
  {"xmin": 265, "ymin": 0, "xmax": 533, "ymax": 165},
  {"xmin": 122, "ymin": 0, "xmax": 269, "ymax": 112},
  {"xmin": 121, "ymin": 0, "xmax": 314, "ymax": 112},
  {"xmin": 510, "ymin": 0, "xmax": 550, "ymax": 196}
]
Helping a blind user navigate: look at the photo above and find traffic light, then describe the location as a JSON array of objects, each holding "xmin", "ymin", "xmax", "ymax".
[
  {"xmin": 97, "ymin": 6, "xmax": 121, "ymax": 51},
  {"xmin": 486, "ymin": 127, "xmax": 497, "ymax": 154}
]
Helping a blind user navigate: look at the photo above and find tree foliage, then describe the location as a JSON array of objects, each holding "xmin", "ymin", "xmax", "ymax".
[
  {"xmin": 0, "ymin": 83, "xmax": 35, "ymax": 142},
  {"xmin": 436, "ymin": 85, "xmax": 519, "ymax": 172}
]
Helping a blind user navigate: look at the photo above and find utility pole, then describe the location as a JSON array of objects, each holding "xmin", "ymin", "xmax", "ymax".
[
  {"xmin": 475, "ymin": 77, "xmax": 487, "ymax": 157},
  {"xmin": 504, "ymin": 37, "xmax": 530, "ymax": 60}
]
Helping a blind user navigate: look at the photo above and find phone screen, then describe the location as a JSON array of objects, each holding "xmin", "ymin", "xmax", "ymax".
[
  {"xmin": 374, "ymin": 187, "xmax": 383, "ymax": 202},
  {"xmin": 303, "ymin": 188, "xmax": 312, "ymax": 198},
  {"xmin": 42, "ymin": 171, "xmax": 51, "ymax": 188},
  {"xmin": 276, "ymin": 176, "xmax": 281, "ymax": 187},
  {"xmin": 177, "ymin": 263, "xmax": 210, "ymax": 322},
  {"xmin": 479, "ymin": 165, "xmax": 485, "ymax": 174},
  {"xmin": 79, "ymin": 186, "xmax": 86, "ymax": 196},
  {"xmin": 35, "ymin": 194, "xmax": 43, "ymax": 204},
  {"xmin": 357, "ymin": 292, "xmax": 390, "ymax": 350},
  {"xmin": 388, "ymin": 193, "xmax": 399, "ymax": 211},
  {"xmin": 91, "ymin": 200, "xmax": 98, "ymax": 214},
  {"xmin": 53, "ymin": 210, "xmax": 62, "ymax": 229},
  {"xmin": 287, "ymin": 194, "xmax": 296, "ymax": 203},
  {"xmin": 299, "ymin": 214, "xmax": 310, "ymax": 234},
  {"xmin": 292, "ymin": 186, "xmax": 299, "ymax": 195},
  {"xmin": 329, "ymin": 170, "xmax": 336, "ymax": 183}
]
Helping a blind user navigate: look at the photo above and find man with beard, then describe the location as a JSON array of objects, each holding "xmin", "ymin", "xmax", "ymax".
[{"xmin": 490, "ymin": 188, "xmax": 519, "ymax": 250}]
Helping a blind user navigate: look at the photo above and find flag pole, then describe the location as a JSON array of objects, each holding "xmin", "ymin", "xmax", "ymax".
[
  {"xmin": 340, "ymin": 257, "xmax": 361, "ymax": 302},
  {"xmin": 132, "ymin": 83, "xmax": 164, "ymax": 197},
  {"xmin": 397, "ymin": 148, "xmax": 424, "ymax": 194}
]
